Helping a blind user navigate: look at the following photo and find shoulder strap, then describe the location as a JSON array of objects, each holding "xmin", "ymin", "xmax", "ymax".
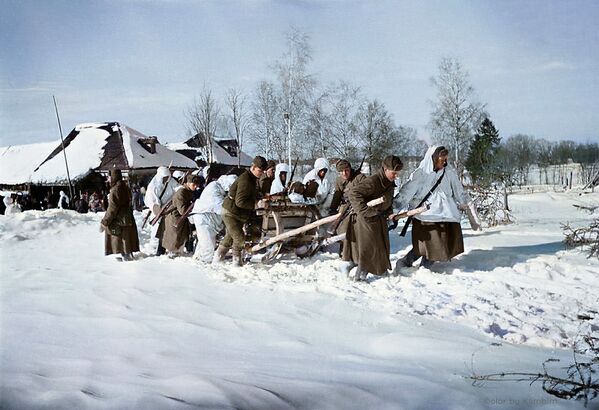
[
  {"xmin": 399, "ymin": 169, "xmax": 446, "ymax": 237},
  {"xmin": 419, "ymin": 169, "xmax": 446, "ymax": 207}
]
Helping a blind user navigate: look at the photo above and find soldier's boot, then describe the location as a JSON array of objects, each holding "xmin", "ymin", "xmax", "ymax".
[
  {"xmin": 232, "ymin": 249, "xmax": 244, "ymax": 267},
  {"xmin": 349, "ymin": 266, "xmax": 368, "ymax": 282},
  {"xmin": 212, "ymin": 245, "xmax": 229, "ymax": 265},
  {"xmin": 392, "ymin": 249, "xmax": 417, "ymax": 276},
  {"xmin": 420, "ymin": 256, "xmax": 434, "ymax": 269}
]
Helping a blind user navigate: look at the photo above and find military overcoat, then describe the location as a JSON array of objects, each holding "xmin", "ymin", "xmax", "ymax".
[
  {"xmin": 346, "ymin": 168, "xmax": 395, "ymax": 275},
  {"xmin": 102, "ymin": 180, "xmax": 140, "ymax": 256},
  {"xmin": 162, "ymin": 187, "xmax": 193, "ymax": 252}
]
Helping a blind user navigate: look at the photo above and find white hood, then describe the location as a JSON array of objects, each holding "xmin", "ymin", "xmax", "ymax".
[
  {"xmin": 313, "ymin": 157, "xmax": 330, "ymax": 173},
  {"xmin": 270, "ymin": 163, "xmax": 290, "ymax": 195},
  {"xmin": 217, "ymin": 175, "xmax": 237, "ymax": 192},
  {"xmin": 418, "ymin": 145, "xmax": 439, "ymax": 175},
  {"xmin": 302, "ymin": 158, "xmax": 332, "ymax": 207},
  {"xmin": 192, "ymin": 174, "xmax": 237, "ymax": 215}
]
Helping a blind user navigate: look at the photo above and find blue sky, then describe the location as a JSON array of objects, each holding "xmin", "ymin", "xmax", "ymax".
[{"xmin": 1, "ymin": 0, "xmax": 597, "ymax": 148}]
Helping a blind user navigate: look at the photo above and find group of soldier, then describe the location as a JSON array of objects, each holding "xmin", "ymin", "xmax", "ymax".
[{"xmin": 101, "ymin": 145, "xmax": 470, "ymax": 281}]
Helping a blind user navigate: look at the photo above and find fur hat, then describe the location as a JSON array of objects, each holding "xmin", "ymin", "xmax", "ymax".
[
  {"xmin": 266, "ymin": 160, "xmax": 276, "ymax": 171},
  {"xmin": 335, "ymin": 159, "xmax": 351, "ymax": 172},
  {"xmin": 382, "ymin": 155, "xmax": 403, "ymax": 171},
  {"xmin": 288, "ymin": 181, "xmax": 305, "ymax": 195},
  {"xmin": 186, "ymin": 174, "xmax": 202, "ymax": 185}
]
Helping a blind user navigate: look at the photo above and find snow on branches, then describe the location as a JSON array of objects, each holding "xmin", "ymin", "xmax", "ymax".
[
  {"xmin": 468, "ymin": 186, "xmax": 513, "ymax": 227},
  {"xmin": 562, "ymin": 218, "xmax": 599, "ymax": 259}
]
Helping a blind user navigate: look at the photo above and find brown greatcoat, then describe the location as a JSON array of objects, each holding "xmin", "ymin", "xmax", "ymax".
[
  {"xmin": 162, "ymin": 187, "xmax": 194, "ymax": 252},
  {"xmin": 258, "ymin": 175, "xmax": 274, "ymax": 197},
  {"xmin": 329, "ymin": 171, "xmax": 367, "ymax": 260},
  {"xmin": 346, "ymin": 168, "xmax": 395, "ymax": 275},
  {"xmin": 223, "ymin": 169, "xmax": 259, "ymax": 223},
  {"xmin": 101, "ymin": 180, "xmax": 140, "ymax": 256},
  {"xmin": 329, "ymin": 170, "xmax": 366, "ymax": 213}
]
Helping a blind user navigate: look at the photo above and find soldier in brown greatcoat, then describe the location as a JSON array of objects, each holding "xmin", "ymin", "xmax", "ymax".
[
  {"xmin": 162, "ymin": 174, "xmax": 202, "ymax": 256},
  {"xmin": 101, "ymin": 169, "xmax": 140, "ymax": 260},
  {"xmin": 213, "ymin": 156, "xmax": 268, "ymax": 266},
  {"xmin": 346, "ymin": 155, "xmax": 403, "ymax": 281},
  {"xmin": 328, "ymin": 159, "xmax": 367, "ymax": 258}
]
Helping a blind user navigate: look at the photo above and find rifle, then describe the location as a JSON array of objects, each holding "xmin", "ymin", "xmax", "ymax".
[
  {"xmin": 174, "ymin": 202, "xmax": 195, "ymax": 228},
  {"xmin": 286, "ymin": 157, "xmax": 299, "ymax": 190},
  {"xmin": 169, "ymin": 170, "xmax": 198, "ymax": 228},
  {"xmin": 150, "ymin": 198, "xmax": 173, "ymax": 226},
  {"xmin": 141, "ymin": 161, "xmax": 174, "ymax": 229},
  {"xmin": 356, "ymin": 154, "xmax": 366, "ymax": 175}
]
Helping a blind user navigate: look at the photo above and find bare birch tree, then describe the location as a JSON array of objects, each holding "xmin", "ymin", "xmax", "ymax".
[
  {"xmin": 249, "ymin": 80, "xmax": 285, "ymax": 160},
  {"xmin": 186, "ymin": 85, "xmax": 221, "ymax": 164},
  {"xmin": 319, "ymin": 81, "xmax": 363, "ymax": 163},
  {"xmin": 429, "ymin": 57, "xmax": 486, "ymax": 177},
  {"xmin": 356, "ymin": 99, "xmax": 395, "ymax": 174},
  {"xmin": 225, "ymin": 88, "xmax": 249, "ymax": 167},
  {"xmin": 273, "ymin": 27, "xmax": 317, "ymax": 164}
]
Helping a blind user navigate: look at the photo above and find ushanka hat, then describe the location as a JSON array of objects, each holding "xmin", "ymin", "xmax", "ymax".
[
  {"xmin": 335, "ymin": 159, "xmax": 351, "ymax": 172},
  {"xmin": 382, "ymin": 155, "xmax": 403, "ymax": 171},
  {"xmin": 186, "ymin": 174, "xmax": 202, "ymax": 185}
]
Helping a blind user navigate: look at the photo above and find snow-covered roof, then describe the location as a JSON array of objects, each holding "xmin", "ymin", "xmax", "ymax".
[
  {"xmin": 32, "ymin": 126, "xmax": 109, "ymax": 184},
  {"xmin": 213, "ymin": 140, "xmax": 253, "ymax": 166},
  {"xmin": 166, "ymin": 139, "xmax": 253, "ymax": 167},
  {"xmin": 0, "ymin": 122, "xmax": 197, "ymax": 186},
  {"xmin": 0, "ymin": 141, "xmax": 60, "ymax": 185},
  {"xmin": 120, "ymin": 125, "xmax": 197, "ymax": 169}
]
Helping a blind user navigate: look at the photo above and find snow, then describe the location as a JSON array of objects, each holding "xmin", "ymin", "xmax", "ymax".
[
  {"xmin": 32, "ymin": 127, "xmax": 109, "ymax": 184},
  {"xmin": 0, "ymin": 123, "xmax": 197, "ymax": 186},
  {"xmin": 0, "ymin": 141, "xmax": 61, "ymax": 185},
  {"xmin": 120, "ymin": 125, "xmax": 197, "ymax": 169},
  {"xmin": 1, "ymin": 191, "xmax": 597, "ymax": 409},
  {"xmin": 166, "ymin": 140, "xmax": 253, "ymax": 166}
]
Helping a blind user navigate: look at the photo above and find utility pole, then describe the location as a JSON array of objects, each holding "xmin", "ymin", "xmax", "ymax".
[
  {"xmin": 284, "ymin": 112, "xmax": 291, "ymax": 169},
  {"xmin": 53, "ymin": 95, "xmax": 74, "ymax": 202}
]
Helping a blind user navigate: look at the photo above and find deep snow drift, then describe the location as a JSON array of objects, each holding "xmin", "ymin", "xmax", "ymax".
[{"xmin": 1, "ymin": 191, "xmax": 597, "ymax": 409}]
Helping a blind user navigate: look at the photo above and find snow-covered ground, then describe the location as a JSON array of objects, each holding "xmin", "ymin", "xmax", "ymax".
[{"xmin": 1, "ymin": 191, "xmax": 597, "ymax": 409}]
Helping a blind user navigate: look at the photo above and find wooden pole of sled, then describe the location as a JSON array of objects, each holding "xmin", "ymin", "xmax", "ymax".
[
  {"xmin": 251, "ymin": 212, "xmax": 341, "ymax": 252},
  {"xmin": 252, "ymin": 199, "xmax": 426, "ymax": 253},
  {"xmin": 299, "ymin": 205, "xmax": 431, "ymax": 255}
]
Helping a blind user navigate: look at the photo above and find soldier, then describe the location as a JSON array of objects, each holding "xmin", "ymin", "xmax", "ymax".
[
  {"xmin": 144, "ymin": 166, "xmax": 178, "ymax": 256},
  {"xmin": 269, "ymin": 163, "xmax": 290, "ymax": 195},
  {"xmin": 302, "ymin": 158, "xmax": 331, "ymax": 206},
  {"xmin": 258, "ymin": 160, "xmax": 276, "ymax": 196},
  {"xmin": 213, "ymin": 156, "xmax": 268, "ymax": 266},
  {"xmin": 393, "ymin": 146, "xmax": 469, "ymax": 272},
  {"xmin": 162, "ymin": 174, "xmax": 202, "ymax": 256},
  {"xmin": 101, "ymin": 169, "xmax": 140, "ymax": 261},
  {"xmin": 329, "ymin": 159, "xmax": 366, "ymax": 215},
  {"xmin": 328, "ymin": 159, "xmax": 367, "ymax": 258},
  {"xmin": 346, "ymin": 155, "xmax": 403, "ymax": 281}
]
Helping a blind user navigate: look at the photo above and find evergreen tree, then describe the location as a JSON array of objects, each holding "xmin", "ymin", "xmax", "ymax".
[{"xmin": 465, "ymin": 117, "xmax": 501, "ymax": 186}]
